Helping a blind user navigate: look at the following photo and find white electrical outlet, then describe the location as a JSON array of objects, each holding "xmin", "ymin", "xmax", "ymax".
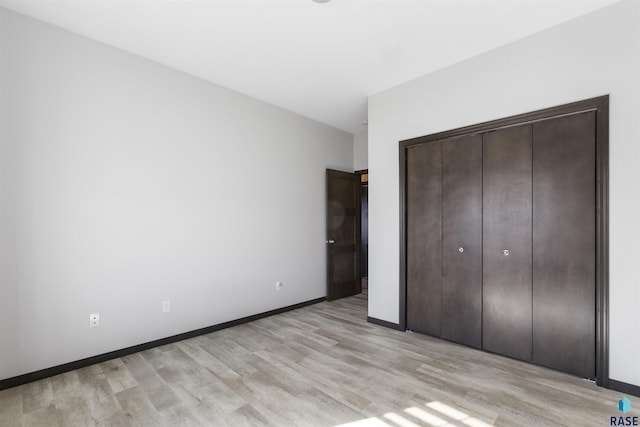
[
  {"xmin": 89, "ymin": 313, "xmax": 100, "ymax": 328},
  {"xmin": 276, "ymin": 281, "xmax": 283, "ymax": 291},
  {"xmin": 162, "ymin": 300, "xmax": 171, "ymax": 313}
]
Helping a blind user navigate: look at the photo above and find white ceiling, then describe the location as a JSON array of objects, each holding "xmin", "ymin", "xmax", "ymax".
[{"xmin": 0, "ymin": 0, "xmax": 619, "ymax": 134}]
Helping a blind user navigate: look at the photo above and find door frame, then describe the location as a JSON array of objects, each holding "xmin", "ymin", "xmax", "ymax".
[{"xmin": 398, "ymin": 95, "xmax": 609, "ymax": 387}]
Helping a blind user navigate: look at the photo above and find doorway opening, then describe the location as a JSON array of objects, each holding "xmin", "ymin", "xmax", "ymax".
[
  {"xmin": 325, "ymin": 169, "xmax": 369, "ymax": 301},
  {"xmin": 356, "ymin": 170, "xmax": 368, "ymax": 296}
]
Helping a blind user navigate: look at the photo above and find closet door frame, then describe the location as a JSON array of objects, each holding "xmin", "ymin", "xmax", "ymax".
[{"xmin": 399, "ymin": 95, "xmax": 609, "ymax": 387}]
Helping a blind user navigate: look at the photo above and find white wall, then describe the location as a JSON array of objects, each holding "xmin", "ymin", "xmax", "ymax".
[
  {"xmin": 353, "ymin": 128, "xmax": 368, "ymax": 171},
  {"xmin": 0, "ymin": 8, "xmax": 353, "ymax": 381},
  {"xmin": 368, "ymin": 0, "xmax": 640, "ymax": 387}
]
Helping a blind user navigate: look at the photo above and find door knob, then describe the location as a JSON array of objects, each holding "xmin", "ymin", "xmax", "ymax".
[
  {"xmin": 503, "ymin": 249, "xmax": 510, "ymax": 256},
  {"xmin": 458, "ymin": 247, "xmax": 464, "ymax": 253}
]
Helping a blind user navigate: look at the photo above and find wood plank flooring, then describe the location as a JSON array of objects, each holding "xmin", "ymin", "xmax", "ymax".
[{"xmin": 0, "ymin": 294, "xmax": 637, "ymax": 426}]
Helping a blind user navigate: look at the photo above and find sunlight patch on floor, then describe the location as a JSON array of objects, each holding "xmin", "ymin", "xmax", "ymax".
[
  {"xmin": 404, "ymin": 407, "xmax": 453, "ymax": 426},
  {"xmin": 334, "ymin": 417, "xmax": 391, "ymax": 427},
  {"xmin": 334, "ymin": 401, "xmax": 493, "ymax": 427},
  {"xmin": 384, "ymin": 411, "xmax": 422, "ymax": 427}
]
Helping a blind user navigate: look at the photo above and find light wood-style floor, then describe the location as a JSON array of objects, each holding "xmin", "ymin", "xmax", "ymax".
[{"xmin": 1, "ymin": 294, "xmax": 637, "ymax": 426}]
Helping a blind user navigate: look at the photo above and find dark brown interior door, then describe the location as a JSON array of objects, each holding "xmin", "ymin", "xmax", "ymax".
[
  {"xmin": 483, "ymin": 125, "xmax": 533, "ymax": 361},
  {"xmin": 532, "ymin": 112, "xmax": 596, "ymax": 379},
  {"xmin": 441, "ymin": 135, "xmax": 483, "ymax": 348},
  {"xmin": 406, "ymin": 143, "xmax": 442, "ymax": 336},
  {"xmin": 326, "ymin": 169, "xmax": 361, "ymax": 301}
]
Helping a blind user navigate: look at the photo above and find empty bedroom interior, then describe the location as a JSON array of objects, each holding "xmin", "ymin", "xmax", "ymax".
[{"xmin": 1, "ymin": 0, "xmax": 639, "ymax": 426}]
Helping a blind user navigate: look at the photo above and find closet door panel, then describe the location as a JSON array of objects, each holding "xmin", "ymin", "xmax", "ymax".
[
  {"xmin": 533, "ymin": 112, "xmax": 596, "ymax": 379},
  {"xmin": 406, "ymin": 143, "xmax": 442, "ymax": 335},
  {"xmin": 441, "ymin": 134, "xmax": 482, "ymax": 348},
  {"xmin": 483, "ymin": 125, "xmax": 533, "ymax": 361}
]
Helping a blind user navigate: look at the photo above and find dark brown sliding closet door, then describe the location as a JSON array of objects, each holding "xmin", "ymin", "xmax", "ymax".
[
  {"xmin": 406, "ymin": 143, "xmax": 442, "ymax": 335},
  {"xmin": 482, "ymin": 125, "xmax": 533, "ymax": 361},
  {"xmin": 532, "ymin": 112, "xmax": 596, "ymax": 379},
  {"xmin": 441, "ymin": 135, "xmax": 482, "ymax": 348}
]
